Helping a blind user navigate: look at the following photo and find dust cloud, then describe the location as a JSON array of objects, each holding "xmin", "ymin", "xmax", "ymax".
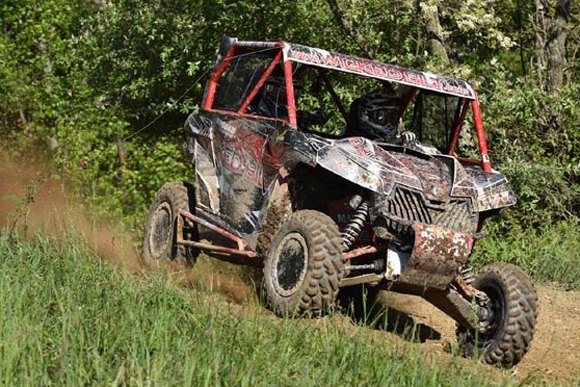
[
  {"xmin": 0, "ymin": 156, "xmax": 142, "ymax": 271},
  {"xmin": 0, "ymin": 155, "xmax": 255, "ymax": 303}
]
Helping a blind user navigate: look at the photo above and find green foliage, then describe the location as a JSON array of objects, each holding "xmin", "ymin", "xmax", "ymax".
[
  {"xmin": 74, "ymin": 0, "xmax": 210, "ymax": 127},
  {"xmin": 0, "ymin": 231, "xmax": 524, "ymax": 385},
  {"xmin": 472, "ymin": 221, "xmax": 580, "ymax": 290},
  {"xmin": 483, "ymin": 77, "xmax": 580, "ymax": 227},
  {"xmin": 72, "ymin": 0, "xmax": 349, "ymax": 130},
  {"xmin": 1, "ymin": 0, "xmax": 579, "ymax": 237}
]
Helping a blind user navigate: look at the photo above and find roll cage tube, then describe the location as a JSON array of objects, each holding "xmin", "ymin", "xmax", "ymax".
[
  {"xmin": 283, "ymin": 57, "xmax": 297, "ymax": 128},
  {"xmin": 444, "ymin": 93, "xmax": 491, "ymax": 173},
  {"xmin": 237, "ymin": 50, "xmax": 283, "ymax": 114},
  {"xmin": 203, "ymin": 44, "xmax": 237, "ymax": 111},
  {"xmin": 448, "ymin": 99, "xmax": 470, "ymax": 156},
  {"xmin": 400, "ymin": 88, "xmax": 418, "ymax": 117},
  {"xmin": 203, "ymin": 42, "xmax": 296, "ymax": 126},
  {"xmin": 471, "ymin": 92, "xmax": 492, "ymax": 173},
  {"xmin": 319, "ymin": 69, "xmax": 348, "ymax": 121},
  {"xmin": 201, "ymin": 40, "xmax": 491, "ymax": 172}
]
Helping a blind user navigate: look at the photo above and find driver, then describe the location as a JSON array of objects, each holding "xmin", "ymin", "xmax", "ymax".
[{"xmin": 347, "ymin": 88, "xmax": 416, "ymax": 145}]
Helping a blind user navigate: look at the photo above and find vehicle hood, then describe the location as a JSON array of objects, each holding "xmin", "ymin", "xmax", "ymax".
[
  {"xmin": 289, "ymin": 134, "xmax": 516, "ymax": 211},
  {"xmin": 308, "ymin": 136, "xmax": 451, "ymax": 202}
]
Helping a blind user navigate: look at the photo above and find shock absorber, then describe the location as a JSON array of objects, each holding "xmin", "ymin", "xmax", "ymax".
[
  {"xmin": 458, "ymin": 264, "xmax": 475, "ymax": 285},
  {"xmin": 342, "ymin": 196, "xmax": 369, "ymax": 251}
]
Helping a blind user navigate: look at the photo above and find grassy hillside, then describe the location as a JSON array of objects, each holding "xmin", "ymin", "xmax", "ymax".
[
  {"xmin": 0, "ymin": 231, "xmax": 536, "ymax": 386},
  {"xmin": 471, "ymin": 221, "xmax": 580, "ymax": 290}
]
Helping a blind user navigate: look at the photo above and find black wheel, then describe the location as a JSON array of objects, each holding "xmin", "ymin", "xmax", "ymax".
[
  {"xmin": 143, "ymin": 181, "xmax": 198, "ymax": 265},
  {"xmin": 457, "ymin": 262, "xmax": 538, "ymax": 367},
  {"xmin": 263, "ymin": 210, "xmax": 344, "ymax": 316}
]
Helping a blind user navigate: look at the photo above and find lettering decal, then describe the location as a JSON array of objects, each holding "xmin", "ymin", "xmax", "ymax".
[{"xmin": 288, "ymin": 44, "xmax": 475, "ymax": 99}]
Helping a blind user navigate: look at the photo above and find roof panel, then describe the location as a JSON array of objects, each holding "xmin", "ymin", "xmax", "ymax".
[{"xmin": 284, "ymin": 43, "xmax": 475, "ymax": 100}]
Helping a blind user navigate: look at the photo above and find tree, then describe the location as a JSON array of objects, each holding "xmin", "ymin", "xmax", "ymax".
[
  {"xmin": 419, "ymin": 1, "xmax": 449, "ymax": 65},
  {"xmin": 534, "ymin": 0, "xmax": 572, "ymax": 93}
]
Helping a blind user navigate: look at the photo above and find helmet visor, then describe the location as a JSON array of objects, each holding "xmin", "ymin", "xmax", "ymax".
[{"xmin": 368, "ymin": 106, "xmax": 399, "ymax": 126}]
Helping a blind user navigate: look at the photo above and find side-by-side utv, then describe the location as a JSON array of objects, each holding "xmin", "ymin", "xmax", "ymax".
[{"xmin": 143, "ymin": 38, "xmax": 537, "ymax": 368}]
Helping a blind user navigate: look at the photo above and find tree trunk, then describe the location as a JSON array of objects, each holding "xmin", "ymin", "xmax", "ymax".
[
  {"xmin": 420, "ymin": 1, "xmax": 449, "ymax": 65},
  {"xmin": 414, "ymin": 0, "xmax": 423, "ymax": 59},
  {"xmin": 534, "ymin": 0, "xmax": 570, "ymax": 93},
  {"xmin": 533, "ymin": 0, "xmax": 548, "ymax": 89},
  {"xmin": 325, "ymin": 0, "xmax": 375, "ymax": 59},
  {"xmin": 546, "ymin": 0, "xmax": 570, "ymax": 93},
  {"xmin": 116, "ymin": 135, "xmax": 127, "ymax": 167}
]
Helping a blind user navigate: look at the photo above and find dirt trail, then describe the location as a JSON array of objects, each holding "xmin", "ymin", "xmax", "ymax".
[
  {"xmin": 1, "ymin": 157, "xmax": 578, "ymax": 384},
  {"xmin": 375, "ymin": 288, "xmax": 580, "ymax": 383}
]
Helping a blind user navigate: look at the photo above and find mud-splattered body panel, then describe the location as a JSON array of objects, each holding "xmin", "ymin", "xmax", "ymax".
[
  {"xmin": 397, "ymin": 223, "xmax": 475, "ymax": 289},
  {"xmin": 186, "ymin": 113, "xmax": 515, "ymax": 239},
  {"xmin": 185, "ymin": 113, "xmax": 282, "ymax": 235}
]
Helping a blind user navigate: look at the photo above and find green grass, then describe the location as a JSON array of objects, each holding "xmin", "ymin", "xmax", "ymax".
[
  {"xmin": 472, "ymin": 220, "xmax": 580, "ymax": 290},
  {"xmin": 0, "ymin": 231, "xmax": 529, "ymax": 386}
]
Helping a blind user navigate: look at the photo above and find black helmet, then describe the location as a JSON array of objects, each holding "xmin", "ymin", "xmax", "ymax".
[{"xmin": 356, "ymin": 90, "xmax": 401, "ymax": 141}]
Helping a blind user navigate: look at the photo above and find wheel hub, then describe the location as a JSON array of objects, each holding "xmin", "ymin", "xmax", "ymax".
[
  {"xmin": 476, "ymin": 289, "xmax": 502, "ymax": 335},
  {"xmin": 149, "ymin": 201, "xmax": 172, "ymax": 258},
  {"xmin": 272, "ymin": 232, "xmax": 308, "ymax": 297}
]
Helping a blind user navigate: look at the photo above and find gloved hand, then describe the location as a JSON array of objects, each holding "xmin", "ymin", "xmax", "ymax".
[{"xmin": 400, "ymin": 131, "xmax": 416, "ymax": 144}]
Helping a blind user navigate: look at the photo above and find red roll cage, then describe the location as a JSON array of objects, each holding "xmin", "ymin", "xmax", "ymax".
[{"xmin": 202, "ymin": 40, "xmax": 492, "ymax": 173}]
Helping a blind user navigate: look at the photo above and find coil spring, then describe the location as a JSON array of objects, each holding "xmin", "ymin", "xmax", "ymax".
[
  {"xmin": 342, "ymin": 201, "xmax": 369, "ymax": 251},
  {"xmin": 458, "ymin": 264, "xmax": 475, "ymax": 285}
]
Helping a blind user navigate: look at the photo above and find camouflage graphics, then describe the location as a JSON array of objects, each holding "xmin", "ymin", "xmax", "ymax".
[{"xmin": 183, "ymin": 38, "xmax": 516, "ymax": 300}]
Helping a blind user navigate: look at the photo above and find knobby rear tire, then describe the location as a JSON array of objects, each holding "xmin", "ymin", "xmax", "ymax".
[{"xmin": 142, "ymin": 181, "xmax": 198, "ymax": 266}]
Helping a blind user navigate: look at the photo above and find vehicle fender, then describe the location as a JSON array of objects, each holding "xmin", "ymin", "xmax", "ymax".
[{"xmin": 451, "ymin": 164, "xmax": 517, "ymax": 212}]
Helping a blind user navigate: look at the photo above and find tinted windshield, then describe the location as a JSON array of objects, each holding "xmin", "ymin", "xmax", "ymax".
[
  {"xmin": 213, "ymin": 48, "xmax": 279, "ymax": 112},
  {"xmin": 408, "ymin": 91, "xmax": 463, "ymax": 153}
]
